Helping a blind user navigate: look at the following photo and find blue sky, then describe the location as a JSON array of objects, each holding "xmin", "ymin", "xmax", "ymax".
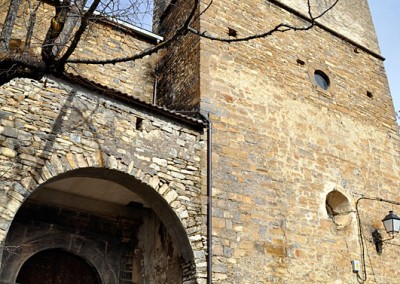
[{"xmin": 369, "ymin": 0, "xmax": 399, "ymax": 116}]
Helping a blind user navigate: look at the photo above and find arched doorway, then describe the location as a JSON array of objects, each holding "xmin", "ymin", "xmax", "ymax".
[
  {"xmin": 16, "ymin": 250, "xmax": 100, "ymax": 284},
  {"xmin": 0, "ymin": 168, "xmax": 195, "ymax": 283}
]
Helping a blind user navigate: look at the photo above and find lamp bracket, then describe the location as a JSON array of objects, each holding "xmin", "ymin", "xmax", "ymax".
[{"xmin": 372, "ymin": 229, "xmax": 395, "ymax": 254}]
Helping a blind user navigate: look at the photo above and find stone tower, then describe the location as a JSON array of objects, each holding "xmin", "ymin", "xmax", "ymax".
[{"xmin": 154, "ymin": 0, "xmax": 400, "ymax": 282}]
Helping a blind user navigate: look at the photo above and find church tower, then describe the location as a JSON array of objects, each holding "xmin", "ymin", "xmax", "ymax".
[{"xmin": 154, "ymin": 0, "xmax": 400, "ymax": 283}]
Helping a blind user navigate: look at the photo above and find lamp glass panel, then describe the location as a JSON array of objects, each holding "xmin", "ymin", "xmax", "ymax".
[
  {"xmin": 383, "ymin": 218, "xmax": 394, "ymax": 233},
  {"xmin": 393, "ymin": 219, "xmax": 400, "ymax": 233}
]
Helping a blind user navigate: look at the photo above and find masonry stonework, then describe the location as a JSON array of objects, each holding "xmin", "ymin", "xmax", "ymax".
[
  {"xmin": 0, "ymin": 1, "xmax": 158, "ymax": 100},
  {"xmin": 155, "ymin": 0, "xmax": 400, "ymax": 283},
  {"xmin": 154, "ymin": 0, "xmax": 201, "ymax": 111},
  {"xmin": 272, "ymin": 0, "xmax": 380, "ymax": 53},
  {"xmin": 1, "ymin": 0, "xmax": 400, "ymax": 283},
  {"xmin": 0, "ymin": 77, "xmax": 207, "ymax": 283}
]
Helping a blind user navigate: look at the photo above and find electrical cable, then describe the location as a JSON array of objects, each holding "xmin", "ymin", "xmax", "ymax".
[{"xmin": 355, "ymin": 196, "xmax": 400, "ymax": 283}]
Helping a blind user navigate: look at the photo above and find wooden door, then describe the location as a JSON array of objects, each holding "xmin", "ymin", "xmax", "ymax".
[{"xmin": 16, "ymin": 250, "xmax": 100, "ymax": 284}]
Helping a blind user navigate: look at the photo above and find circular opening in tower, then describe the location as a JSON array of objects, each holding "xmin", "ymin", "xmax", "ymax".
[
  {"xmin": 314, "ymin": 70, "xmax": 330, "ymax": 90},
  {"xmin": 325, "ymin": 190, "xmax": 352, "ymax": 228}
]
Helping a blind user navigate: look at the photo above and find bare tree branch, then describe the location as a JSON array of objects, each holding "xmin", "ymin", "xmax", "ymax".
[
  {"xmin": 192, "ymin": 0, "xmax": 213, "ymax": 23},
  {"xmin": 312, "ymin": 0, "xmax": 339, "ymax": 21},
  {"xmin": 66, "ymin": 0, "xmax": 339, "ymax": 65},
  {"xmin": 187, "ymin": 24, "xmax": 295, "ymax": 43},
  {"xmin": 307, "ymin": 0, "xmax": 314, "ymax": 20},
  {"xmin": 66, "ymin": 0, "xmax": 200, "ymax": 65},
  {"xmin": 57, "ymin": 0, "xmax": 101, "ymax": 69},
  {"xmin": 24, "ymin": 0, "xmax": 43, "ymax": 53},
  {"xmin": 187, "ymin": 0, "xmax": 340, "ymax": 43},
  {"xmin": 0, "ymin": 0, "xmax": 341, "ymax": 80},
  {"xmin": 66, "ymin": 39, "xmax": 168, "ymax": 64}
]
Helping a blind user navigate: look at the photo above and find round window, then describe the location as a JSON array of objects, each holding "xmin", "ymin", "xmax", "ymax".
[{"xmin": 314, "ymin": 70, "xmax": 330, "ymax": 90}]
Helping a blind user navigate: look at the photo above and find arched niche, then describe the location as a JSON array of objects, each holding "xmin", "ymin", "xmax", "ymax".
[{"xmin": 325, "ymin": 190, "xmax": 353, "ymax": 228}]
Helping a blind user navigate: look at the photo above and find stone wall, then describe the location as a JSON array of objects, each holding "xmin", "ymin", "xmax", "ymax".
[
  {"xmin": 0, "ymin": 1, "xmax": 157, "ymax": 101},
  {"xmin": 198, "ymin": 1, "xmax": 400, "ymax": 282},
  {"xmin": 2, "ymin": 0, "xmax": 400, "ymax": 283},
  {"xmin": 155, "ymin": 0, "xmax": 201, "ymax": 111},
  {"xmin": 272, "ymin": 0, "xmax": 380, "ymax": 53},
  {"xmin": 153, "ymin": 0, "xmax": 400, "ymax": 282},
  {"xmin": 0, "ymin": 76, "xmax": 207, "ymax": 283}
]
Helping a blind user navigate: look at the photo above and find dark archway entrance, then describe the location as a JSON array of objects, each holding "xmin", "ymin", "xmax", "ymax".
[
  {"xmin": 16, "ymin": 250, "xmax": 100, "ymax": 284},
  {"xmin": 0, "ymin": 169, "xmax": 195, "ymax": 283}
]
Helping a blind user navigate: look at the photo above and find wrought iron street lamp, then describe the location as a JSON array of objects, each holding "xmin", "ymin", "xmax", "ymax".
[
  {"xmin": 382, "ymin": 211, "xmax": 400, "ymax": 235},
  {"xmin": 372, "ymin": 211, "xmax": 400, "ymax": 254}
]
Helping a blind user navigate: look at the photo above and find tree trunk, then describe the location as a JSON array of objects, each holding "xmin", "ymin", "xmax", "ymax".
[
  {"xmin": 41, "ymin": 0, "xmax": 71, "ymax": 68},
  {"xmin": 0, "ymin": 0, "xmax": 22, "ymax": 52},
  {"xmin": 57, "ymin": 0, "xmax": 100, "ymax": 69},
  {"xmin": 53, "ymin": 0, "xmax": 85, "ymax": 58}
]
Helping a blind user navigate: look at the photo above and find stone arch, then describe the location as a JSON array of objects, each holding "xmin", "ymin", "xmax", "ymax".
[
  {"xmin": 1, "ymin": 166, "xmax": 201, "ymax": 283},
  {"xmin": 1, "ymin": 232, "xmax": 114, "ymax": 283},
  {"xmin": 16, "ymin": 249, "xmax": 102, "ymax": 284},
  {"xmin": 40, "ymin": 167, "xmax": 196, "ymax": 261},
  {"xmin": 16, "ymin": 152, "xmax": 196, "ymax": 253},
  {"xmin": 10, "ymin": 164, "xmax": 197, "ymax": 261}
]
